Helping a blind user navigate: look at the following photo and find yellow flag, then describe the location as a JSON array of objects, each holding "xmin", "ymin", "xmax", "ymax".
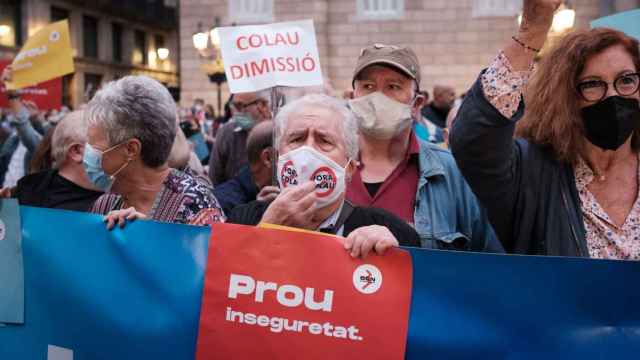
[{"xmin": 6, "ymin": 20, "xmax": 74, "ymax": 90}]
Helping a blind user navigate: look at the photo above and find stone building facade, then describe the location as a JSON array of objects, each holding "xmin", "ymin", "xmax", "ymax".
[
  {"xmin": 0, "ymin": 0, "xmax": 180, "ymax": 109},
  {"xmin": 180, "ymin": 0, "xmax": 638, "ymax": 113}
]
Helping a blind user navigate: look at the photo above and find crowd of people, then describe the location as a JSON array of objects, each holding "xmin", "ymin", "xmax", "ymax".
[{"xmin": 0, "ymin": 0, "xmax": 639, "ymax": 260}]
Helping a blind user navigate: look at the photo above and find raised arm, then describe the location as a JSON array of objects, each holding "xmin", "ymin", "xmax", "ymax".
[
  {"xmin": 449, "ymin": 0, "xmax": 559, "ymax": 249},
  {"xmin": 1, "ymin": 67, "xmax": 42, "ymax": 152}
]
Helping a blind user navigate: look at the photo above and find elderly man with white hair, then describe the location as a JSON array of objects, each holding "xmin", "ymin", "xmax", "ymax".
[
  {"xmin": 226, "ymin": 94, "xmax": 420, "ymax": 258},
  {"xmin": 4, "ymin": 110, "xmax": 104, "ymax": 211}
]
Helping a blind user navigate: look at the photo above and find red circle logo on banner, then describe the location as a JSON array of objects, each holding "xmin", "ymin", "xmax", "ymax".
[{"xmin": 310, "ymin": 166, "xmax": 337, "ymax": 198}]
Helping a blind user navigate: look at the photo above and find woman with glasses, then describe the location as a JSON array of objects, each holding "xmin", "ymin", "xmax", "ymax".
[{"xmin": 450, "ymin": 0, "xmax": 640, "ymax": 258}]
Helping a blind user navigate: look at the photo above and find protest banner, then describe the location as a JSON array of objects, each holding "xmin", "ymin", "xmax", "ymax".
[
  {"xmin": 591, "ymin": 9, "xmax": 640, "ymax": 39},
  {"xmin": 0, "ymin": 61, "xmax": 62, "ymax": 110},
  {"xmin": 1, "ymin": 206, "xmax": 640, "ymax": 359},
  {"xmin": 196, "ymin": 223, "xmax": 413, "ymax": 360},
  {"xmin": 218, "ymin": 19, "xmax": 323, "ymax": 93},
  {"xmin": 0, "ymin": 199, "xmax": 23, "ymax": 324},
  {"xmin": 6, "ymin": 20, "xmax": 74, "ymax": 90}
]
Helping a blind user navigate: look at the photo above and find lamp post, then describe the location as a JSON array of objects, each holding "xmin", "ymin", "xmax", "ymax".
[
  {"xmin": 0, "ymin": 25, "xmax": 10, "ymax": 38},
  {"xmin": 192, "ymin": 18, "xmax": 227, "ymax": 115},
  {"xmin": 157, "ymin": 48, "xmax": 170, "ymax": 61}
]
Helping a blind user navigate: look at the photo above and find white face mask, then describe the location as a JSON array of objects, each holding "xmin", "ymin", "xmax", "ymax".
[
  {"xmin": 277, "ymin": 146, "xmax": 349, "ymax": 208},
  {"xmin": 348, "ymin": 91, "xmax": 413, "ymax": 140}
]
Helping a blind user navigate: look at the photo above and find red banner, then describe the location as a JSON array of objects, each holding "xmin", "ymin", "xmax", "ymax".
[
  {"xmin": 197, "ymin": 223, "xmax": 413, "ymax": 360},
  {"xmin": 0, "ymin": 61, "xmax": 62, "ymax": 110}
]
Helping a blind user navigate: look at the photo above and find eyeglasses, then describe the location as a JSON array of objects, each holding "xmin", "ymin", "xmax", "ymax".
[
  {"xmin": 231, "ymin": 99, "xmax": 262, "ymax": 112},
  {"xmin": 577, "ymin": 72, "xmax": 640, "ymax": 102}
]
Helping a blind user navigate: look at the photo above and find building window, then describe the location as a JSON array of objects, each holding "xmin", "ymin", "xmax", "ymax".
[
  {"xmin": 356, "ymin": 0, "xmax": 404, "ymax": 20},
  {"xmin": 228, "ymin": 0, "xmax": 273, "ymax": 24},
  {"xmin": 0, "ymin": 0, "xmax": 22, "ymax": 48},
  {"xmin": 112, "ymin": 23, "xmax": 123, "ymax": 63},
  {"xmin": 84, "ymin": 73, "xmax": 102, "ymax": 102},
  {"xmin": 61, "ymin": 74, "xmax": 73, "ymax": 108},
  {"xmin": 83, "ymin": 15, "xmax": 99, "ymax": 58},
  {"xmin": 50, "ymin": 6, "xmax": 70, "ymax": 22},
  {"xmin": 472, "ymin": 0, "xmax": 522, "ymax": 18},
  {"xmin": 134, "ymin": 30, "xmax": 147, "ymax": 65}
]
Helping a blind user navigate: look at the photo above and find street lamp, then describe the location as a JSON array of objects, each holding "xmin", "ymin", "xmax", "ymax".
[
  {"xmin": 0, "ymin": 25, "xmax": 10, "ymax": 38},
  {"xmin": 192, "ymin": 29, "xmax": 209, "ymax": 52},
  {"xmin": 210, "ymin": 28, "xmax": 221, "ymax": 48},
  {"xmin": 192, "ymin": 18, "xmax": 227, "ymax": 115},
  {"xmin": 157, "ymin": 47, "xmax": 170, "ymax": 61},
  {"xmin": 551, "ymin": 3, "xmax": 576, "ymax": 33}
]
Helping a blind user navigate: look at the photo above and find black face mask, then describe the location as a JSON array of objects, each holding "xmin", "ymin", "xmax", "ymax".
[{"xmin": 581, "ymin": 96, "xmax": 640, "ymax": 151}]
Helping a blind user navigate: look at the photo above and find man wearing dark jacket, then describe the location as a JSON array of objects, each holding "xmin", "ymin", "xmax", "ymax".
[
  {"xmin": 9, "ymin": 110, "xmax": 103, "ymax": 211},
  {"xmin": 421, "ymin": 85, "xmax": 455, "ymax": 129},
  {"xmin": 208, "ymin": 90, "xmax": 272, "ymax": 185},
  {"xmin": 213, "ymin": 121, "xmax": 279, "ymax": 214}
]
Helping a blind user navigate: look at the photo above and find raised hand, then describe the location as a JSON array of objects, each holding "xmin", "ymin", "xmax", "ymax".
[
  {"xmin": 260, "ymin": 181, "xmax": 319, "ymax": 230},
  {"xmin": 520, "ymin": 0, "xmax": 562, "ymax": 33},
  {"xmin": 0, "ymin": 65, "xmax": 12, "ymax": 85}
]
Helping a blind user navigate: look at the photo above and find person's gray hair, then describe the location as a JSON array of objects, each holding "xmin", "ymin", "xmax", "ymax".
[
  {"xmin": 274, "ymin": 94, "xmax": 359, "ymax": 159},
  {"xmin": 85, "ymin": 75, "xmax": 177, "ymax": 167},
  {"xmin": 51, "ymin": 110, "xmax": 87, "ymax": 167}
]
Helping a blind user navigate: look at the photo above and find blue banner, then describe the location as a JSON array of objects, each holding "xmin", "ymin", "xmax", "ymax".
[
  {"xmin": 0, "ymin": 199, "xmax": 23, "ymax": 324},
  {"xmin": 591, "ymin": 9, "xmax": 640, "ymax": 40},
  {"xmin": 0, "ymin": 206, "xmax": 209, "ymax": 359},
  {"xmin": 1, "ymin": 206, "xmax": 640, "ymax": 358}
]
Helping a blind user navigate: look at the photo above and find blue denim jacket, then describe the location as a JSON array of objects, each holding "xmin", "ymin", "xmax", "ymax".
[{"xmin": 414, "ymin": 139, "xmax": 503, "ymax": 253}]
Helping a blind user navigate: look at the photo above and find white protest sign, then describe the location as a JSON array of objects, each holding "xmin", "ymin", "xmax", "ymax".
[{"xmin": 218, "ymin": 19, "xmax": 323, "ymax": 93}]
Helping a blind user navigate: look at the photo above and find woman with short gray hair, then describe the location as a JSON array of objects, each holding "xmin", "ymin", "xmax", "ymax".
[{"xmin": 85, "ymin": 75, "xmax": 224, "ymax": 228}]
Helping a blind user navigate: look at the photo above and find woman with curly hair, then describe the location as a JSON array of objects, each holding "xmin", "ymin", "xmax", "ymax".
[{"xmin": 451, "ymin": 0, "xmax": 640, "ymax": 258}]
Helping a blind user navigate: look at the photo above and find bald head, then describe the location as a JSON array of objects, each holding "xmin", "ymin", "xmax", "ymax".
[
  {"xmin": 432, "ymin": 85, "xmax": 455, "ymax": 110},
  {"xmin": 52, "ymin": 110, "xmax": 87, "ymax": 166},
  {"xmin": 247, "ymin": 120, "xmax": 274, "ymax": 165}
]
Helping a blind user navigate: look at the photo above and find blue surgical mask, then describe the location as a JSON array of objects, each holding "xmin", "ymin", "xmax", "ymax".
[
  {"xmin": 234, "ymin": 113, "xmax": 255, "ymax": 131},
  {"xmin": 82, "ymin": 143, "xmax": 129, "ymax": 192}
]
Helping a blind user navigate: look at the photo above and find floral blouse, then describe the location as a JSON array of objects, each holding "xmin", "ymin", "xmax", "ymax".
[
  {"xmin": 480, "ymin": 52, "xmax": 640, "ymax": 260},
  {"xmin": 92, "ymin": 168, "xmax": 225, "ymax": 225},
  {"xmin": 574, "ymin": 156, "xmax": 640, "ymax": 260}
]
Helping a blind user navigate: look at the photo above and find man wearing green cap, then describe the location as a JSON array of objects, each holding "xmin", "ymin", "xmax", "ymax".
[{"xmin": 346, "ymin": 44, "xmax": 502, "ymax": 252}]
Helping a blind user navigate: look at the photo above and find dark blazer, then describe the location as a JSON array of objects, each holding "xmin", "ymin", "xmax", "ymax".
[{"xmin": 450, "ymin": 73, "xmax": 588, "ymax": 256}]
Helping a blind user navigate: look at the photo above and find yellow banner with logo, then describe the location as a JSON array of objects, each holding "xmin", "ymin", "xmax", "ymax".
[{"xmin": 6, "ymin": 20, "xmax": 74, "ymax": 90}]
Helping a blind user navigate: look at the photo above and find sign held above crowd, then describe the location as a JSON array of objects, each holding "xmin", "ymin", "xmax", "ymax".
[
  {"xmin": 218, "ymin": 19, "xmax": 323, "ymax": 93},
  {"xmin": 6, "ymin": 20, "xmax": 74, "ymax": 90}
]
